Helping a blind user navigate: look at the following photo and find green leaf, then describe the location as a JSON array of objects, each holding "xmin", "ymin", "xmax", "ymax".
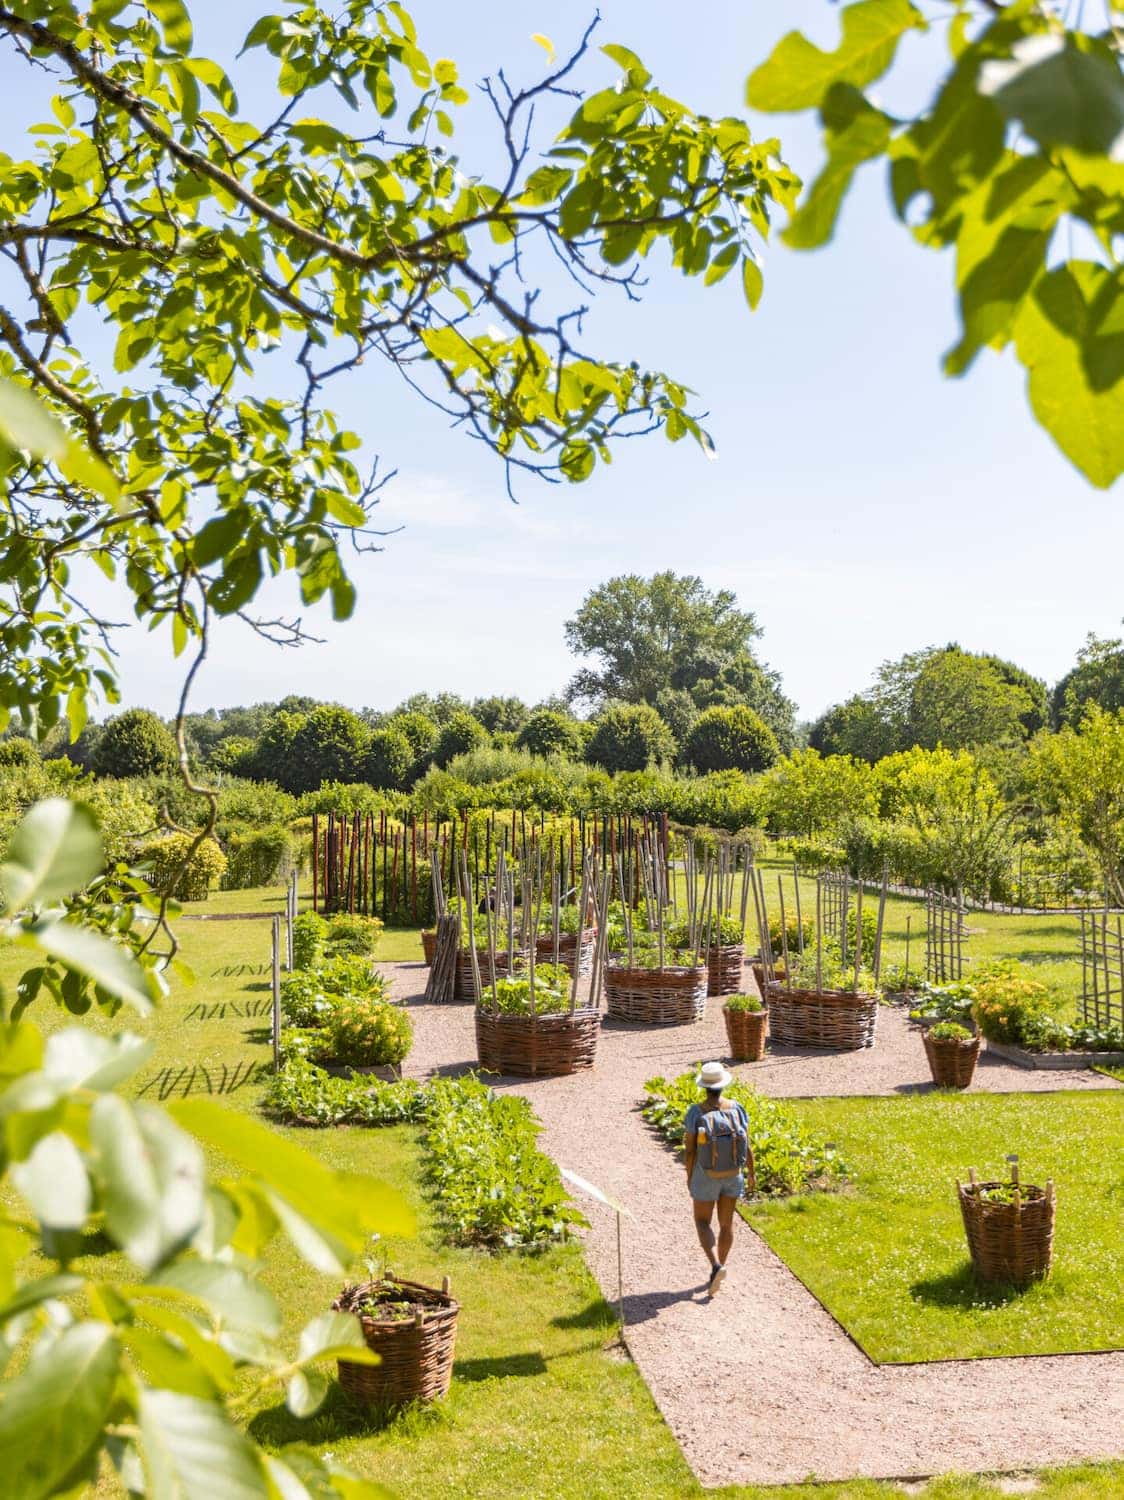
[
  {"xmin": 0, "ymin": 1272, "xmax": 83, "ymax": 1325},
  {"xmin": 167, "ymin": 1098, "xmax": 413, "ymax": 1271},
  {"xmin": 747, "ymin": 0, "xmax": 925, "ymax": 112},
  {"xmin": 0, "ymin": 380, "xmax": 66, "ymax": 458},
  {"xmin": 149, "ymin": 0, "xmax": 194, "ymax": 54},
  {"xmin": 0, "ymin": 1022, "xmax": 44, "ymax": 1082},
  {"xmin": 90, "ymin": 1095, "xmax": 205, "ymax": 1271},
  {"xmin": 741, "ymin": 256, "xmax": 764, "ymax": 310},
  {"xmin": 1014, "ymin": 261, "xmax": 1124, "ymax": 489},
  {"xmin": 285, "ymin": 1368, "xmax": 328, "ymax": 1418},
  {"xmin": 10, "ymin": 1130, "xmax": 91, "ymax": 1227},
  {"xmin": 980, "ymin": 36, "xmax": 1124, "ymax": 159},
  {"xmin": 43, "ymin": 1028, "xmax": 152, "ymax": 1092},
  {"xmin": 138, "ymin": 1388, "xmax": 268, "ymax": 1500},
  {"xmin": 783, "ymin": 86, "xmax": 894, "ymax": 249},
  {"xmin": 0, "ymin": 1322, "xmax": 119, "ymax": 1500},
  {"xmin": 142, "ymin": 1262, "xmax": 281, "ymax": 1337},
  {"xmin": 263, "ymin": 1450, "xmax": 394, "ymax": 1500},
  {"xmin": 31, "ymin": 920, "xmax": 153, "ymax": 1015},
  {"xmin": 191, "ymin": 512, "xmax": 245, "ymax": 568},
  {"xmin": 0, "ymin": 799, "xmax": 102, "ymax": 914}
]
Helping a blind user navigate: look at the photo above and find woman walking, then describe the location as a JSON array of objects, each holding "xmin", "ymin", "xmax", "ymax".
[{"xmin": 683, "ymin": 1062, "xmax": 754, "ymax": 1296}]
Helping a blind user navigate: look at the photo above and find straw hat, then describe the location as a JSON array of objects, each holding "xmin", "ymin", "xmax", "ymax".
[{"xmin": 696, "ymin": 1061, "xmax": 732, "ymax": 1091}]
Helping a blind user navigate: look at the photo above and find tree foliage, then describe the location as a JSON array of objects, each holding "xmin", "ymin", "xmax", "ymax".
[
  {"xmin": 683, "ymin": 703, "xmax": 778, "ymax": 774},
  {"xmin": 286, "ymin": 705, "xmax": 371, "ymax": 795},
  {"xmin": 365, "ymin": 726, "xmax": 413, "ymax": 791},
  {"xmin": 91, "ymin": 708, "xmax": 178, "ymax": 779},
  {"xmin": 1052, "ymin": 631, "xmax": 1124, "ymax": 728},
  {"xmin": 516, "ymin": 708, "xmax": 581, "ymax": 759},
  {"xmin": 431, "ymin": 710, "xmax": 488, "ymax": 769},
  {"xmin": 1030, "ymin": 705, "xmax": 1124, "ymax": 903},
  {"xmin": 585, "ymin": 702, "xmax": 675, "ymax": 772},
  {"xmin": 747, "ymin": 0, "xmax": 1124, "ymax": 488}
]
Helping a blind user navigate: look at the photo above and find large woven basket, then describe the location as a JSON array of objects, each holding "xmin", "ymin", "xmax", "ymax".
[
  {"xmin": 421, "ymin": 929, "xmax": 437, "ymax": 966},
  {"xmin": 604, "ymin": 962, "xmax": 707, "ymax": 1025},
  {"xmin": 764, "ymin": 982, "xmax": 879, "ymax": 1050},
  {"xmin": 706, "ymin": 943, "xmax": 745, "ymax": 997},
  {"xmin": 455, "ymin": 948, "xmax": 528, "ymax": 1001},
  {"xmin": 332, "ymin": 1276, "xmax": 459, "ymax": 1407},
  {"xmin": 723, "ymin": 1004, "xmax": 767, "ymax": 1062},
  {"xmin": 923, "ymin": 1031, "xmax": 980, "ymax": 1089},
  {"xmin": 475, "ymin": 1006, "xmax": 600, "ymax": 1076},
  {"xmin": 534, "ymin": 927, "xmax": 596, "ymax": 978},
  {"xmin": 957, "ymin": 1180, "xmax": 1055, "ymax": 1287},
  {"xmin": 751, "ymin": 962, "xmax": 786, "ymax": 994}
]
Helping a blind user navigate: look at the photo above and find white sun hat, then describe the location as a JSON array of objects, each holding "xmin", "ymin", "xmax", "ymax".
[{"xmin": 696, "ymin": 1061, "xmax": 733, "ymax": 1091}]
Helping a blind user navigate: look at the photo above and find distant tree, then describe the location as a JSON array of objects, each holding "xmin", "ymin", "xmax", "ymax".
[
  {"xmin": 472, "ymin": 695, "xmax": 529, "ymax": 733},
  {"xmin": 691, "ymin": 650, "xmax": 797, "ymax": 750},
  {"xmin": 396, "ymin": 691, "xmax": 471, "ymax": 726},
  {"xmin": 207, "ymin": 735, "xmax": 258, "ymax": 776},
  {"xmin": 654, "ymin": 687, "xmax": 698, "ymax": 746},
  {"xmin": 365, "ymin": 728, "xmax": 413, "ymax": 791},
  {"xmin": 385, "ymin": 711, "xmax": 439, "ymax": 760},
  {"xmin": 432, "ymin": 711, "xmax": 488, "ymax": 769},
  {"xmin": 516, "ymin": 709, "xmax": 581, "ymax": 759},
  {"xmin": 756, "ymin": 748, "xmax": 878, "ymax": 838},
  {"xmin": 0, "ymin": 737, "xmax": 39, "ymax": 769},
  {"xmin": 876, "ymin": 746, "xmax": 1014, "ymax": 894},
  {"xmin": 978, "ymin": 655, "xmax": 1048, "ymax": 737},
  {"xmin": 92, "ymin": 709, "xmax": 178, "ymax": 779},
  {"xmin": 808, "ymin": 695, "xmax": 898, "ymax": 763},
  {"xmin": 1030, "ymin": 708, "xmax": 1124, "ymax": 904},
  {"xmin": 286, "ymin": 705, "xmax": 370, "ymax": 794},
  {"xmin": 907, "ymin": 652, "xmax": 1035, "ymax": 751},
  {"xmin": 586, "ymin": 704, "xmax": 675, "ymax": 773},
  {"xmin": 684, "ymin": 704, "xmax": 778, "ymax": 775},
  {"xmin": 1052, "ymin": 633, "xmax": 1124, "ymax": 729},
  {"xmin": 251, "ymin": 710, "xmax": 305, "ymax": 788}
]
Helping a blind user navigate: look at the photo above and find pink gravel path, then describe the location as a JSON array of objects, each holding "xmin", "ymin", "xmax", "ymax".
[{"xmin": 381, "ymin": 961, "xmax": 1124, "ymax": 1487}]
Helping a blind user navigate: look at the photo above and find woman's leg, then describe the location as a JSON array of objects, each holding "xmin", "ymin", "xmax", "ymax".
[
  {"xmin": 715, "ymin": 1193, "xmax": 737, "ymax": 1267},
  {"xmin": 692, "ymin": 1197, "xmax": 719, "ymax": 1268}
]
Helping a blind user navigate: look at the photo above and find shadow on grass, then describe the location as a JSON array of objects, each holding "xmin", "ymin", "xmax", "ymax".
[
  {"xmin": 909, "ymin": 1262, "xmax": 1026, "ymax": 1311},
  {"xmin": 454, "ymin": 1351, "xmax": 548, "ymax": 1382},
  {"xmin": 249, "ymin": 1383, "xmax": 449, "ymax": 1445},
  {"xmin": 552, "ymin": 1297, "xmax": 619, "ymax": 1332}
]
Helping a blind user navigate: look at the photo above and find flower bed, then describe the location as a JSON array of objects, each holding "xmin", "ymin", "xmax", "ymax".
[{"xmin": 279, "ymin": 955, "xmax": 412, "ymax": 1071}]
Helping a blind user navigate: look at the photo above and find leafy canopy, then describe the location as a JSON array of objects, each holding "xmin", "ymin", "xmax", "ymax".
[{"xmin": 747, "ymin": 0, "xmax": 1124, "ymax": 488}]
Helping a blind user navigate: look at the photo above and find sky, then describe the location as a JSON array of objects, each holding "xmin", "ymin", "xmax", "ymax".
[{"xmin": 8, "ymin": 2, "xmax": 1124, "ymax": 724}]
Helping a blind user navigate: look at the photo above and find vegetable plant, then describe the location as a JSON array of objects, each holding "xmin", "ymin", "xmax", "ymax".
[{"xmin": 724, "ymin": 992, "xmax": 764, "ymax": 1013}]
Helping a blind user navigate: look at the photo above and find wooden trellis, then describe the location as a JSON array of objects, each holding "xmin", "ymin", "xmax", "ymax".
[
  {"xmin": 925, "ymin": 886, "xmax": 966, "ymax": 983},
  {"xmin": 818, "ymin": 869, "xmax": 851, "ymax": 954},
  {"xmin": 1079, "ymin": 910, "xmax": 1124, "ymax": 1030}
]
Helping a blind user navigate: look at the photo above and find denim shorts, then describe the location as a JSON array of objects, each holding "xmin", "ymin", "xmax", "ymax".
[{"xmin": 689, "ymin": 1162, "xmax": 744, "ymax": 1202}]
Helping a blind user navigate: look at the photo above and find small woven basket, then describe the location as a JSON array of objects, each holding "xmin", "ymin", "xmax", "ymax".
[
  {"xmin": 332, "ymin": 1275, "xmax": 459, "ymax": 1407},
  {"xmin": 706, "ymin": 943, "xmax": 745, "ymax": 997},
  {"xmin": 764, "ymin": 982, "xmax": 879, "ymax": 1051},
  {"xmin": 923, "ymin": 1031, "xmax": 980, "ymax": 1089},
  {"xmin": 723, "ymin": 1005, "xmax": 767, "ymax": 1062},
  {"xmin": 475, "ymin": 1006, "xmax": 600, "ymax": 1076},
  {"xmin": 957, "ymin": 1178, "xmax": 1055, "ymax": 1287},
  {"xmin": 533, "ymin": 927, "xmax": 596, "ymax": 978},
  {"xmin": 604, "ymin": 962, "xmax": 707, "ymax": 1025}
]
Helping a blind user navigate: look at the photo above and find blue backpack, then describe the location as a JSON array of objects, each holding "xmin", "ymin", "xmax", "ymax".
[{"xmin": 699, "ymin": 1104, "xmax": 748, "ymax": 1179}]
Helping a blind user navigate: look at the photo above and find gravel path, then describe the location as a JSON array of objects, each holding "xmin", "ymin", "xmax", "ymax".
[{"xmin": 381, "ymin": 961, "xmax": 1124, "ymax": 1487}]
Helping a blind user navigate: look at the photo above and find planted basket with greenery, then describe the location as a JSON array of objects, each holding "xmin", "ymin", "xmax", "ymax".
[
  {"xmin": 923, "ymin": 1021, "xmax": 980, "ymax": 1090},
  {"xmin": 723, "ymin": 991, "xmax": 767, "ymax": 1062},
  {"xmin": 332, "ymin": 1274, "xmax": 459, "ymax": 1409},
  {"xmin": 957, "ymin": 1166, "xmax": 1056, "ymax": 1287}
]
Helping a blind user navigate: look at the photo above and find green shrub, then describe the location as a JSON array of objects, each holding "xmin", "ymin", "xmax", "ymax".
[
  {"xmin": 790, "ymin": 938, "xmax": 879, "ymax": 995},
  {"xmin": 684, "ymin": 704, "xmax": 778, "ymax": 774},
  {"xmin": 641, "ymin": 1072, "xmax": 848, "ymax": 1197},
  {"xmin": 326, "ymin": 912, "xmax": 383, "ymax": 956},
  {"xmin": 666, "ymin": 912, "xmax": 744, "ymax": 949},
  {"xmin": 222, "ymin": 824, "xmax": 294, "ymax": 889},
  {"xmin": 929, "ymin": 1021, "xmax": 974, "ymax": 1041},
  {"xmin": 432, "ymin": 711, "xmax": 488, "ymax": 769},
  {"xmin": 516, "ymin": 709, "xmax": 581, "ymax": 759},
  {"xmin": 92, "ymin": 708, "xmax": 178, "ymax": 778},
  {"xmin": 279, "ymin": 955, "xmax": 375, "ymax": 1027},
  {"xmin": 366, "ymin": 727, "xmax": 413, "ymax": 791},
  {"xmin": 136, "ymin": 832, "xmax": 226, "ymax": 899},
  {"xmin": 882, "ymin": 961, "xmax": 927, "ymax": 994},
  {"xmin": 82, "ymin": 779, "xmax": 156, "ymax": 864},
  {"xmin": 766, "ymin": 911, "xmax": 813, "ymax": 956},
  {"xmin": 586, "ymin": 704, "xmax": 675, "ymax": 773},
  {"xmin": 216, "ymin": 779, "xmax": 296, "ymax": 827},
  {"xmin": 724, "ymin": 992, "xmax": 763, "ymax": 1012},
  {"xmin": 292, "ymin": 911, "xmax": 329, "ymax": 971},
  {"xmin": 327, "ymin": 994, "xmax": 412, "ymax": 1067},
  {"xmin": 971, "ymin": 961, "xmax": 1058, "ymax": 1048},
  {"xmin": 488, "ymin": 963, "xmax": 571, "ymax": 1015}
]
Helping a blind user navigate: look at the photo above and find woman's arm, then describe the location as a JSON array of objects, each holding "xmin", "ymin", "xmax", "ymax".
[{"xmin": 683, "ymin": 1107, "xmax": 697, "ymax": 1178}]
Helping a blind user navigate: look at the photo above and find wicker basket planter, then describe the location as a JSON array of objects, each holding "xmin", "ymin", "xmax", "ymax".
[
  {"xmin": 923, "ymin": 1031, "xmax": 980, "ymax": 1089},
  {"xmin": 604, "ymin": 962, "xmax": 707, "ymax": 1025},
  {"xmin": 723, "ymin": 1004, "xmax": 767, "ymax": 1062},
  {"xmin": 751, "ymin": 962, "xmax": 786, "ymax": 994},
  {"xmin": 455, "ymin": 948, "xmax": 527, "ymax": 1001},
  {"xmin": 957, "ymin": 1178, "xmax": 1056, "ymax": 1287},
  {"xmin": 421, "ymin": 929, "xmax": 437, "ymax": 966},
  {"xmin": 332, "ymin": 1275, "xmax": 459, "ymax": 1408},
  {"xmin": 475, "ymin": 1006, "xmax": 600, "ymax": 1076},
  {"xmin": 706, "ymin": 943, "xmax": 745, "ymax": 997},
  {"xmin": 764, "ymin": 982, "xmax": 879, "ymax": 1050},
  {"xmin": 534, "ymin": 927, "xmax": 596, "ymax": 978}
]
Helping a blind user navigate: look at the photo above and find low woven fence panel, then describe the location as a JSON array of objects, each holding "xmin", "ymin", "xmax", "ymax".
[
  {"xmin": 764, "ymin": 983, "xmax": 879, "ymax": 1050},
  {"xmin": 605, "ymin": 964, "xmax": 707, "ymax": 1025},
  {"xmin": 474, "ymin": 1007, "xmax": 600, "ymax": 1076}
]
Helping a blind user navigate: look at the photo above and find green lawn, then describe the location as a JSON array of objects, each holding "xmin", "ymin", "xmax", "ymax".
[
  {"xmin": 5, "ymin": 891, "xmax": 1124, "ymax": 1497},
  {"xmin": 745, "ymin": 1091, "xmax": 1124, "ymax": 1363}
]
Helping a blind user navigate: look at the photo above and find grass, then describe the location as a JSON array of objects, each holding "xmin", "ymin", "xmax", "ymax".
[
  {"xmin": 744, "ymin": 1091, "xmax": 1124, "ymax": 1363},
  {"xmin": 4, "ymin": 888, "xmax": 1124, "ymax": 1497}
]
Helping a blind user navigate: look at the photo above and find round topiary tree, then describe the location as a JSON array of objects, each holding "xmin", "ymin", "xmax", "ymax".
[
  {"xmin": 685, "ymin": 704, "xmax": 779, "ymax": 774},
  {"xmin": 586, "ymin": 704, "xmax": 675, "ymax": 772},
  {"xmin": 516, "ymin": 709, "xmax": 581, "ymax": 759},
  {"xmin": 0, "ymin": 738, "xmax": 39, "ymax": 769},
  {"xmin": 432, "ymin": 711, "xmax": 488, "ymax": 768},
  {"xmin": 92, "ymin": 709, "xmax": 178, "ymax": 779},
  {"xmin": 365, "ymin": 727, "xmax": 413, "ymax": 790},
  {"xmin": 286, "ymin": 705, "xmax": 371, "ymax": 794}
]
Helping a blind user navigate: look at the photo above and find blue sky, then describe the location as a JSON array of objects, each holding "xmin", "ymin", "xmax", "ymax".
[{"xmin": 10, "ymin": 2, "xmax": 1123, "ymax": 722}]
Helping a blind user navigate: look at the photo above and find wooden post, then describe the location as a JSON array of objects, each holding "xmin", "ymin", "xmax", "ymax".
[
  {"xmin": 311, "ymin": 811, "xmax": 319, "ymax": 915},
  {"xmin": 271, "ymin": 915, "xmax": 282, "ymax": 1070}
]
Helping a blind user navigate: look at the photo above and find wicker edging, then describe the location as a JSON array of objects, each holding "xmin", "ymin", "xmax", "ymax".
[
  {"xmin": 604, "ymin": 962, "xmax": 707, "ymax": 1026},
  {"xmin": 923, "ymin": 1032, "xmax": 980, "ymax": 1089},
  {"xmin": 533, "ymin": 927, "xmax": 596, "ymax": 977},
  {"xmin": 474, "ymin": 1006, "xmax": 600, "ymax": 1076},
  {"xmin": 455, "ymin": 947, "xmax": 528, "ymax": 1001},
  {"xmin": 332, "ymin": 1275, "xmax": 459, "ymax": 1407},
  {"xmin": 723, "ymin": 1005, "xmax": 767, "ymax": 1062},
  {"xmin": 764, "ymin": 981, "xmax": 879, "ymax": 1051},
  {"xmin": 957, "ymin": 1180, "xmax": 1056, "ymax": 1287},
  {"xmin": 706, "ymin": 943, "xmax": 745, "ymax": 997}
]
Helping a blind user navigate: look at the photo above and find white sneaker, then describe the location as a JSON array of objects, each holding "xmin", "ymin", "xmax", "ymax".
[{"xmin": 708, "ymin": 1265, "xmax": 727, "ymax": 1297}]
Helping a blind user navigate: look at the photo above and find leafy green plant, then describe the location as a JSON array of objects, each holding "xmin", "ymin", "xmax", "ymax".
[
  {"xmin": 264, "ymin": 1057, "xmax": 427, "ymax": 1127},
  {"xmin": 929, "ymin": 1021, "xmax": 974, "ymax": 1042},
  {"xmin": 292, "ymin": 910, "xmax": 330, "ymax": 971},
  {"xmin": 488, "ymin": 963, "xmax": 571, "ymax": 1016},
  {"xmin": 641, "ymin": 1071, "xmax": 848, "ymax": 1197},
  {"xmin": 724, "ymin": 992, "xmax": 764, "ymax": 1013},
  {"xmin": 221, "ymin": 824, "xmax": 294, "ymax": 889},
  {"xmin": 766, "ymin": 910, "xmax": 813, "ymax": 955},
  {"xmin": 327, "ymin": 993, "xmax": 413, "ymax": 1067},
  {"xmin": 279, "ymin": 955, "xmax": 382, "ymax": 1028},
  {"xmin": 908, "ymin": 978, "xmax": 976, "ymax": 1026},
  {"xmin": 666, "ymin": 912, "xmax": 744, "ymax": 949},
  {"xmin": 326, "ymin": 912, "xmax": 383, "ymax": 957},
  {"xmin": 971, "ymin": 961, "xmax": 1058, "ymax": 1048},
  {"xmin": 882, "ymin": 961, "xmax": 927, "ymax": 995},
  {"xmin": 790, "ymin": 938, "xmax": 879, "ymax": 995},
  {"xmin": 135, "ymin": 831, "xmax": 227, "ymax": 900}
]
